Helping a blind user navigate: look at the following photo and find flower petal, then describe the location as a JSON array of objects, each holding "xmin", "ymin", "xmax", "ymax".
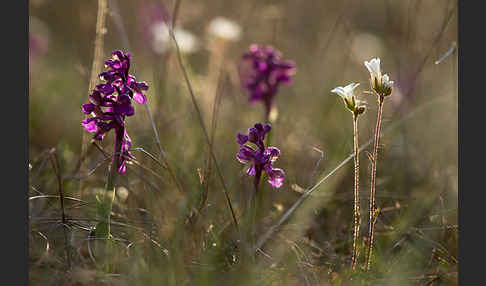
[
  {"xmin": 267, "ymin": 168, "xmax": 285, "ymax": 188},
  {"xmin": 118, "ymin": 160, "xmax": 127, "ymax": 174},
  {"xmin": 82, "ymin": 118, "xmax": 98, "ymax": 132},
  {"xmin": 237, "ymin": 133, "xmax": 249, "ymax": 145},
  {"xmin": 263, "ymin": 123, "xmax": 272, "ymax": 134},
  {"xmin": 331, "ymin": 86, "xmax": 346, "ymax": 97},
  {"xmin": 81, "ymin": 103, "xmax": 96, "ymax": 114},
  {"xmin": 133, "ymin": 91, "xmax": 147, "ymax": 104},
  {"xmin": 236, "ymin": 145, "xmax": 255, "ymax": 164},
  {"xmin": 364, "ymin": 58, "xmax": 380, "ymax": 75},
  {"xmin": 265, "ymin": 147, "xmax": 280, "ymax": 161},
  {"xmin": 247, "ymin": 164, "xmax": 256, "ymax": 176}
]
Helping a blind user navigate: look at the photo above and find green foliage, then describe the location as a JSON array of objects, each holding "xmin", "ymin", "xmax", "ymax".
[{"xmin": 29, "ymin": 0, "xmax": 458, "ymax": 285}]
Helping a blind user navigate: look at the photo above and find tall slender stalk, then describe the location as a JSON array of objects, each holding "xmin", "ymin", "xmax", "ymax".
[
  {"xmin": 80, "ymin": 0, "xmax": 107, "ymax": 200},
  {"xmin": 96, "ymin": 130, "xmax": 121, "ymax": 273},
  {"xmin": 365, "ymin": 96, "xmax": 384, "ymax": 271},
  {"xmin": 351, "ymin": 114, "xmax": 361, "ymax": 270},
  {"xmin": 49, "ymin": 149, "xmax": 71, "ymax": 269},
  {"xmin": 102, "ymin": 131, "xmax": 123, "ymax": 238},
  {"xmin": 250, "ymin": 173, "xmax": 261, "ymax": 259}
]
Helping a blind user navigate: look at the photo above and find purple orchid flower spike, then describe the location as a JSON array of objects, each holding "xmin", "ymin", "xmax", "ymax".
[
  {"xmin": 240, "ymin": 44, "xmax": 296, "ymax": 121},
  {"xmin": 237, "ymin": 123, "xmax": 285, "ymax": 189},
  {"xmin": 81, "ymin": 50, "xmax": 149, "ymax": 174}
]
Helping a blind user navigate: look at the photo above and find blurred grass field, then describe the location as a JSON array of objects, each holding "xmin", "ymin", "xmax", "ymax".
[{"xmin": 29, "ymin": 0, "xmax": 457, "ymax": 285}]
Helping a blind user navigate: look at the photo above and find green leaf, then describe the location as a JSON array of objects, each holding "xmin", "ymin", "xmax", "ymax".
[{"xmin": 95, "ymin": 221, "xmax": 110, "ymax": 239}]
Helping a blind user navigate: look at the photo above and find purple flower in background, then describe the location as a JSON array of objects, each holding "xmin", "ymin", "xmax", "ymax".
[
  {"xmin": 240, "ymin": 44, "xmax": 296, "ymax": 120},
  {"xmin": 81, "ymin": 50, "xmax": 149, "ymax": 174},
  {"xmin": 29, "ymin": 32, "xmax": 48, "ymax": 74},
  {"xmin": 138, "ymin": 0, "xmax": 171, "ymax": 54},
  {"xmin": 237, "ymin": 123, "xmax": 285, "ymax": 189}
]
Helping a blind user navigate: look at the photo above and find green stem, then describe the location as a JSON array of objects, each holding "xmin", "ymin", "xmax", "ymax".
[
  {"xmin": 250, "ymin": 171, "xmax": 262, "ymax": 260},
  {"xmin": 97, "ymin": 131, "xmax": 121, "ymax": 272},
  {"xmin": 102, "ymin": 161, "xmax": 117, "ymax": 236},
  {"xmin": 365, "ymin": 97, "xmax": 384, "ymax": 271},
  {"xmin": 351, "ymin": 115, "xmax": 360, "ymax": 270}
]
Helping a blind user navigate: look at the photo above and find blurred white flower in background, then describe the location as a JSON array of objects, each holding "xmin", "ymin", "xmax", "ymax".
[
  {"xmin": 207, "ymin": 16, "xmax": 242, "ymax": 41},
  {"xmin": 151, "ymin": 21, "xmax": 199, "ymax": 54}
]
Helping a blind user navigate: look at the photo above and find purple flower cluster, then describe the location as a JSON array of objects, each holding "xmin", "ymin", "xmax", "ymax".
[
  {"xmin": 81, "ymin": 50, "xmax": 149, "ymax": 173},
  {"xmin": 240, "ymin": 44, "xmax": 296, "ymax": 116},
  {"xmin": 237, "ymin": 123, "xmax": 285, "ymax": 189}
]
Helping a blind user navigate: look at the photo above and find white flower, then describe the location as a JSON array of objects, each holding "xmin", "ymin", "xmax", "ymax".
[
  {"xmin": 331, "ymin": 82, "xmax": 360, "ymax": 100},
  {"xmin": 208, "ymin": 17, "xmax": 242, "ymax": 41},
  {"xmin": 331, "ymin": 83, "xmax": 365, "ymax": 115},
  {"xmin": 364, "ymin": 57, "xmax": 393, "ymax": 96},
  {"xmin": 151, "ymin": 21, "xmax": 199, "ymax": 54},
  {"xmin": 172, "ymin": 28, "xmax": 199, "ymax": 53},
  {"xmin": 151, "ymin": 21, "xmax": 170, "ymax": 54},
  {"xmin": 382, "ymin": 74, "xmax": 394, "ymax": 90},
  {"xmin": 364, "ymin": 58, "xmax": 382, "ymax": 84}
]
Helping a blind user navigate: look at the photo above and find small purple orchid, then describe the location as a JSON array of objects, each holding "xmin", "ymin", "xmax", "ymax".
[
  {"xmin": 240, "ymin": 44, "xmax": 296, "ymax": 120},
  {"xmin": 81, "ymin": 50, "xmax": 149, "ymax": 173},
  {"xmin": 237, "ymin": 123, "xmax": 285, "ymax": 189}
]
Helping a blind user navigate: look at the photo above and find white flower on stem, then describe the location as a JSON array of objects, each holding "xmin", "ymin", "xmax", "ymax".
[
  {"xmin": 208, "ymin": 17, "xmax": 242, "ymax": 41},
  {"xmin": 364, "ymin": 57, "xmax": 393, "ymax": 97},
  {"xmin": 331, "ymin": 83, "xmax": 366, "ymax": 115}
]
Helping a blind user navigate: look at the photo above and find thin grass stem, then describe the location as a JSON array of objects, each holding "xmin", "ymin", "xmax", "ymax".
[
  {"xmin": 169, "ymin": 25, "xmax": 239, "ymax": 230},
  {"xmin": 80, "ymin": 0, "xmax": 108, "ymax": 200},
  {"xmin": 48, "ymin": 148, "xmax": 71, "ymax": 269}
]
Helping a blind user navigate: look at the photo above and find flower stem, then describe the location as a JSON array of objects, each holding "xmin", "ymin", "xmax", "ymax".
[
  {"xmin": 97, "ymin": 130, "xmax": 122, "ymax": 272},
  {"xmin": 251, "ymin": 171, "xmax": 261, "ymax": 258},
  {"xmin": 351, "ymin": 114, "xmax": 361, "ymax": 270},
  {"xmin": 104, "ymin": 130, "xmax": 123, "ymax": 236},
  {"xmin": 365, "ymin": 97, "xmax": 384, "ymax": 271}
]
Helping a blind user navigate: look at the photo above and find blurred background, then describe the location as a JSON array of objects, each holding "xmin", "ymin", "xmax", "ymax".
[{"xmin": 29, "ymin": 0, "xmax": 457, "ymax": 285}]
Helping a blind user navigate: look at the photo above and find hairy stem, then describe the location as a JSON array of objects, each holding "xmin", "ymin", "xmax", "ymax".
[
  {"xmin": 365, "ymin": 97, "xmax": 384, "ymax": 271},
  {"xmin": 351, "ymin": 115, "xmax": 360, "ymax": 270}
]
